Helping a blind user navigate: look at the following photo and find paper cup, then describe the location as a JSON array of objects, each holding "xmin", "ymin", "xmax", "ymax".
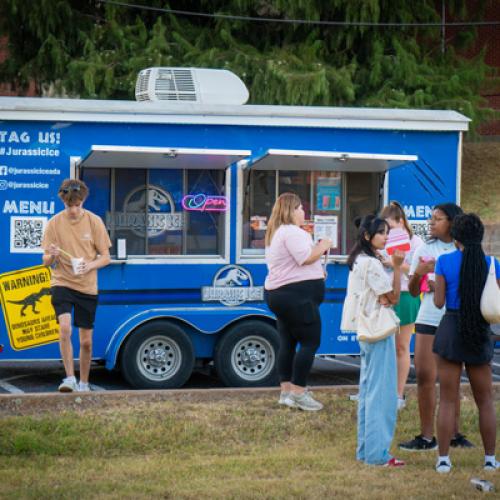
[{"xmin": 71, "ymin": 257, "xmax": 84, "ymax": 275}]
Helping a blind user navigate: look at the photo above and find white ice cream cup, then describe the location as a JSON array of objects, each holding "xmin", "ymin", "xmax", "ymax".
[{"xmin": 71, "ymin": 257, "xmax": 84, "ymax": 275}]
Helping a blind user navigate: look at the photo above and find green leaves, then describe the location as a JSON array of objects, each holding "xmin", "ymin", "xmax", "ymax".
[{"xmin": 0, "ymin": 0, "xmax": 495, "ymax": 133}]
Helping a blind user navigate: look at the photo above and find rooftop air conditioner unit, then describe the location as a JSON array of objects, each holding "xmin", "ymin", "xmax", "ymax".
[{"xmin": 135, "ymin": 67, "xmax": 249, "ymax": 105}]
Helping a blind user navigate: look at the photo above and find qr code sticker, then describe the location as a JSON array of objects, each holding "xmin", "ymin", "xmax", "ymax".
[
  {"xmin": 10, "ymin": 216, "xmax": 48, "ymax": 254},
  {"xmin": 410, "ymin": 220, "xmax": 431, "ymax": 242}
]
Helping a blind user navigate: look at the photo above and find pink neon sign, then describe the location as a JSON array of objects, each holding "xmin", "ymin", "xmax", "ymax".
[{"xmin": 182, "ymin": 194, "xmax": 229, "ymax": 212}]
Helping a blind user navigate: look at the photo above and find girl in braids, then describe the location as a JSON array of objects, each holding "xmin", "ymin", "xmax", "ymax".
[{"xmin": 433, "ymin": 213, "xmax": 500, "ymax": 473}]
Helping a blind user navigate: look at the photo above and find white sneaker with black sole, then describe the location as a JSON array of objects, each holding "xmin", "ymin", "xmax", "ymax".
[
  {"xmin": 436, "ymin": 459, "xmax": 452, "ymax": 474},
  {"xmin": 484, "ymin": 460, "xmax": 499, "ymax": 471}
]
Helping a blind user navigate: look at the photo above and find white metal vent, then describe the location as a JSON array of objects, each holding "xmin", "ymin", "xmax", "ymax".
[
  {"xmin": 135, "ymin": 67, "xmax": 249, "ymax": 105},
  {"xmin": 134, "ymin": 68, "xmax": 151, "ymax": 100}
]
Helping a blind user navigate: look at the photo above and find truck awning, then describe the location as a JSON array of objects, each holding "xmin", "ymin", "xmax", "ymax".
[
  {"xmin": 242, "ymin": 149, "xmax": 418, "ymax": 172},
  {"xmin": 78, "ymin": 145, "xmax": 252, "ymax": 169}
]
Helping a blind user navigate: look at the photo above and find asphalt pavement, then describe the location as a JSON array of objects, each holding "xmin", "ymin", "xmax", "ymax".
[{"xmin": 0, "ymin": 348, "xmax": 499, "ymax": 394}]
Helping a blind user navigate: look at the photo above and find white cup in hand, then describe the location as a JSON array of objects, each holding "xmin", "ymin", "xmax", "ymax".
[{"xmin": 71, "ymin": 257, "xmax": 84, "ymax": 275}]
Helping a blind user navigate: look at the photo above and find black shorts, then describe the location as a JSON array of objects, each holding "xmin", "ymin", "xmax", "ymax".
[
  {"xmin": 433, "ymin": 310, "xmax": 493, "ymax": 365},
  {"xmin": 51, "ymin": 286, "xmax": 98, "ymax": 329},
  {"xmin": 415, "ymin": 323, "xmax": 438, "ymax": 335}
]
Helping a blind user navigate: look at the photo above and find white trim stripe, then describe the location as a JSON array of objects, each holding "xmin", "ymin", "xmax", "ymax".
[
  {"xmin": 0, "ymin": 97, "xmax": 470, "ymax": 131},
  {"xmin": 0, "ymin": 379, "xmax": 25, "ymax": 394}
]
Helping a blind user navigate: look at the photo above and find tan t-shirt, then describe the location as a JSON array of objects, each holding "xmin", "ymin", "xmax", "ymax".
[{"xmin": 42, "ymin": 210, "xmax": 112, "ymax": 295}]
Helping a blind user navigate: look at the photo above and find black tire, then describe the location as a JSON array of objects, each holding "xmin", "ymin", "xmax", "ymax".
[
  {"xmin": 214, "ymin": 320, "xmax": 279, "ymax": 387},
  {"xmin": 120, "ymin": 320, "xmax": 195, "ymax": 389}
]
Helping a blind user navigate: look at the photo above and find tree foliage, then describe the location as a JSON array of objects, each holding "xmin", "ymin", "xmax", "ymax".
[{"xmin": 0, "ymin": 0, "xmax": 496, "ymax": 132}]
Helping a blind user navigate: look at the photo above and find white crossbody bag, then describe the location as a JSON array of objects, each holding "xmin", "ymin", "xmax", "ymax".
[
  {"xmin": 357, "ymin": 260, "xmax": 400, "ymax": 343},
  {"xmin": 480, "ymin": 256, "xmax": 500, "ymax": 324}
]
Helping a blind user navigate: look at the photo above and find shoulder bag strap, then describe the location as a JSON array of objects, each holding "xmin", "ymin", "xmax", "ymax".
[{"xmin": 358, "ymin": 258, "xmax": 371, "ymax": 312}]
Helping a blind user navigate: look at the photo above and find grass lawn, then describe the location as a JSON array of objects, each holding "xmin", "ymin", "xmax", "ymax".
[
  {"xmin": 0, "ymin": 391, "xmax": 498, "ymax": 499},
  {"xmin": 462, "ymin": 142, "xmax": 500, "ymax": 224}
]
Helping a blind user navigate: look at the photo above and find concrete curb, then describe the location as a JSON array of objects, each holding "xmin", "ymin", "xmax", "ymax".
[{"xmin": 1, "ymin": 383, "xmax": 499, "ymax": 416}]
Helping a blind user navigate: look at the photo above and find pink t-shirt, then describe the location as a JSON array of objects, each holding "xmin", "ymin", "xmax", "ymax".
[{"xmin": 264, "ymin": 224, "xmax": 324, "ymax": 290}]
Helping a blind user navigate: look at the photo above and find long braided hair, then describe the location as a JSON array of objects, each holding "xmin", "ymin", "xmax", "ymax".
[
  {"xmin": 347, "ymin": 215, "xmax": 389, "ymax": 270},
  {"xmin": 450, "ymin": 213, "xmax": 489, "ymax": 352}
]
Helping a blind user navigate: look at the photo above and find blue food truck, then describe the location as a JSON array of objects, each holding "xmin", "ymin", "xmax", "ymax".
[{"xmin": 0, "ymin": 68, "xmax": 469, "ymax": 388}]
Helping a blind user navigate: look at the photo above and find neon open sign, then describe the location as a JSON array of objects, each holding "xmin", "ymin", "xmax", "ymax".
[{"xmin": 182, "ymin": 194, "xmax": 229, "ymax": 212}]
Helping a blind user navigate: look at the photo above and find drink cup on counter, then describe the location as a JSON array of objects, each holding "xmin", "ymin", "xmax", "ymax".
[{"xmin": 71, "ymin": 257, "xmax": 84, "ymax": 275}]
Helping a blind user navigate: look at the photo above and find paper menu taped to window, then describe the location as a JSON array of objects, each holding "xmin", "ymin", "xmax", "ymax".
[
  {"xmin": 313, "ymin": 215, "xmax": 338, "ymax": 248},
  {"xmin": 385, "ymin": 227, "xmax": 411, "ymax": 255}
]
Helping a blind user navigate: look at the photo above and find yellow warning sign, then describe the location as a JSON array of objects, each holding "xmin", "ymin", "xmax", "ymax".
[{"xmin": 0, "ymin": 265, "xmax": 59, "ymax": 350}]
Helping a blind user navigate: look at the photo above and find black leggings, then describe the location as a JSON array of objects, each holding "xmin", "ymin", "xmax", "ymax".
[{"xmin": 265, "ymin": 279, "xmax": 325, "ymax": 387}]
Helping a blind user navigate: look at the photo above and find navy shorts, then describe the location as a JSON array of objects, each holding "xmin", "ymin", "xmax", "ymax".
[
  {"xmin": 415, "ymin": 323, "xmax": 437, "ymax": 335},
  {"xmin": 51, "ymin": 286, "xmax": 98, "ymax": 329}
]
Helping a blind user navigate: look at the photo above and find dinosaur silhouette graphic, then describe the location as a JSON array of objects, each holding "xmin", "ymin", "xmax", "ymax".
[{"xmin": 8, "ymin": 287, "xmax": 51, "ymax": 316}]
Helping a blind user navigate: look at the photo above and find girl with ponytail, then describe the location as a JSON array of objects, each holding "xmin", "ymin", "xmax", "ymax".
[
  {"xmin": 433, "ymin": 213, "xmax": 500, "ymax": 473},
  {"xmin": 380, "ymin": 201, "xmax": 424, "ymax": 409}
]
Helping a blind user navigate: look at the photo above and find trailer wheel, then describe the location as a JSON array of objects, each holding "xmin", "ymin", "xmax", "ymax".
[
  {"xmin": 120, "ymin": 321, "xmax": 195, "ymax": 389},
  {"xmin": 214, "ymin": 320, "xmax": 279, "ymax": 387}
]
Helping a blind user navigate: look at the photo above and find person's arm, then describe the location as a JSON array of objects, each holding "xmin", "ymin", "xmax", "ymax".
[
  {"xmin": 379, "ymin": 251, "xmax": 404, "ymax": 305},
  {"xmin": 408, "ymin": 257, "xmax": 435, "ymax": 297},
  {"xmin": 381, "ymin": 256, "xmax": 410, "ymax": 275},
  {"xmin": 41, "ymin": 223, "xmax": 58, "ymax": 267},
  {"xmin": 433, "ymin": 274, "xmax": 446, "ymax": 309},
  {"xmin": 42, "ymin": 246, "xmax": 58, "ymax": 267},
  {"xmin": 303, "ymin": 238, "xmax": 333, "ymax": 265}
]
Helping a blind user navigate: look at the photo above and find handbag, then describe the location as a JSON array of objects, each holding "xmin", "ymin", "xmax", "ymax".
[
  {"xmin": 480, "ymin": 256, "xmax": 500, "ymax": 324},
  {"xmin": 356, "ymin": 260, "xmax": 400, "ymax": 343}
]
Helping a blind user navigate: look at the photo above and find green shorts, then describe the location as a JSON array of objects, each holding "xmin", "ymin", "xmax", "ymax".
[{"xmin": 393, "ymin": 291, "xmax": 420, "ymax": 326}]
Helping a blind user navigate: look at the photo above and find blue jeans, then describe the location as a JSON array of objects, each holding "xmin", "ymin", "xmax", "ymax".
[{"xmin": 356, "ymin": 335, "xmax": 398, "ymax": 465}]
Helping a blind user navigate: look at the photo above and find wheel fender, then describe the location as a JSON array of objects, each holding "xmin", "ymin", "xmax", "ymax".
[{"xmin": 104, "ymin": 306, "xmax": 275, "ymax": 370}]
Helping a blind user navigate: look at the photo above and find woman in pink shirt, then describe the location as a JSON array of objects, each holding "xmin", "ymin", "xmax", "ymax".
[{"xmin": 264, "ymin": 193, "xmax": 332, "ymax": 411}]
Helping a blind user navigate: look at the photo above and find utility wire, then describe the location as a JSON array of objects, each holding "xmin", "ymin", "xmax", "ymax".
[{"xmin": 98, "ymin": 0, "xmax": 500, "ymax": 27}]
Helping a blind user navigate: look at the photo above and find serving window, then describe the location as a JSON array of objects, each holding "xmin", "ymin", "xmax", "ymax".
[
  {"xmin": 78, "ymin": 146, "xmax": 251, "ymax": 259},
  {"xmin": 240, "ymin": 149, "xmax": 417, "ymax": 257},
  {"xmin": 242, "ymin": 169, "xmax": 380, "ymax": 256},
  {"xmin": 82, "ymin": 166, "xmax": 227, "ymax": 257}
]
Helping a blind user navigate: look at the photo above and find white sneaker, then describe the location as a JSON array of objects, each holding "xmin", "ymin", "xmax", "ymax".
[
  {"xmin": 436, "ymin": 459, "xmax": 452, "ymax": 474},
  {"xmin": 78, "ymin": 381, "xmax": 90, "ymax": 392},
  {"xmin": 288, "ymin": 390, "xmax": 323, "ymax": 411},
  {"xmin": 58, "ymin": 376, "xmax": 78, "ymax": 393},
  {"xmin": 397, "ymin": 397, "xmax": 406, "ymax": 411},
  {"xmin": 484, "ymin": 460, "xmax": 499, "ymax": 471},
  {"xmin": 278, "ymin": 391, "xmax": 293, "ymax": 406}
]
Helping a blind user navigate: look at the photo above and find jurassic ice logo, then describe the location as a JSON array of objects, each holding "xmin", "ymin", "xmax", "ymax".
[
  {"xmin": 202, "ymin": 265, "xmax": 264, "ymax": 306},
  {"xmin": 106, "ymin": 185, "xmax": 183, "ymax": 237}
]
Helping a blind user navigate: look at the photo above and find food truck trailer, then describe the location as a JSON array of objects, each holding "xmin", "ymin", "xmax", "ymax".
[{"xmin": 0, "ymin": 68, "xmax": 469, "ymax": 388}]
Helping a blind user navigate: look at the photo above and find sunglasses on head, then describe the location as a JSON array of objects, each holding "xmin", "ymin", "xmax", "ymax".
[{"xmin": 59, "ymin": 183, "xmax": 81, "ymax": 194}]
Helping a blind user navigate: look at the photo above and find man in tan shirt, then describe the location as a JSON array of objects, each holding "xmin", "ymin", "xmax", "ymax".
[{"xmin": 42, "ymin": 179, "xmax": 111, "ymax": 392}]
